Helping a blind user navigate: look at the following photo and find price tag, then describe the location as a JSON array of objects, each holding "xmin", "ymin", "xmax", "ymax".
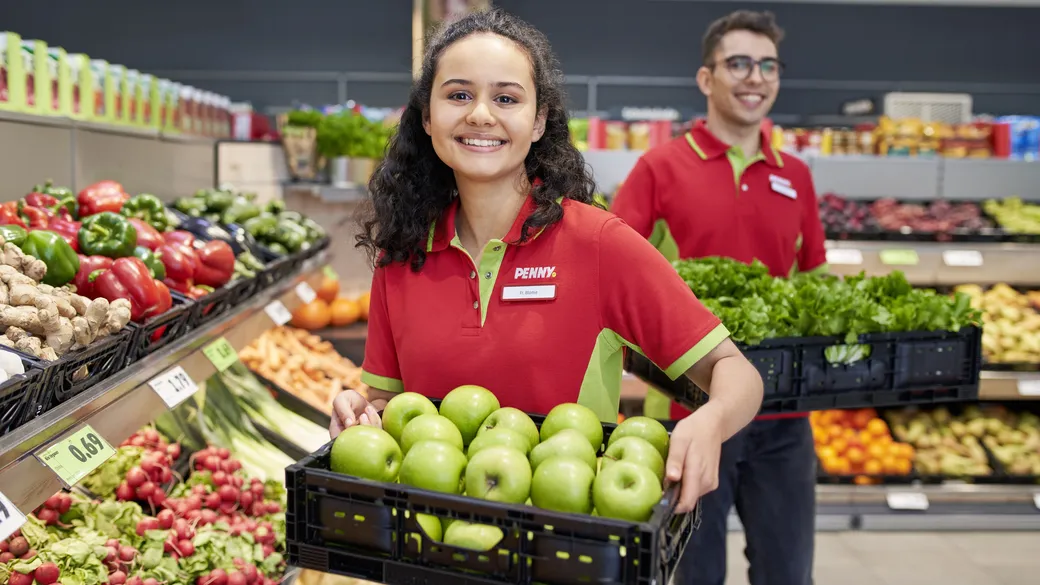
[
  {"xmin": 879, "ymin": 249, "xmax": 920, "ymax": 266},
  {"xmin": 942, "ymin": 250, "xmax": 984, "ymax": 267},
  {"xmin": 203, "ymin": 337, "xmax": 238, "ymax": 372},
  {"xmin": 323, "ymin": 265, "xmax": 338, "ymax": 280},
  {"xmin": 826, "ymin": 249, "xmax": 864, "ymax": 266},
  {"xmin": 1018, "ymin": 379, "xmax": 1040, "ymax": 396},
  {"xmin": 886, "ymin": 491, "xmax": 929, "ymax": 511},
  {"xmin": 264, "ymin": 301, "xmax": 293, "ymax": 326},
  {"xmin": 36, "ymin": 425, "xmax": 116, "ymax": 487},
  {"xmin": 148, "ymin": 365, "xmax": 199, "ymax": 408},
  {"xmin": 0, "ymin": 491, "xmax": 26, "ymax": 542},
  {"xmin": 295, "ymin": 282, "xmax": 317, "ymax": 304}
]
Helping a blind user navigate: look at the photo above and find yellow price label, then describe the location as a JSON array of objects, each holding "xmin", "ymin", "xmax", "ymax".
[
  {"xmin": 203, "ymin": 337, "xmax": 238, "ymax": 372},
  {"xmin": 879, "ymin": 249, "xmax": 920, "ymax": 266},
  {"xmin": 323, "ymin": 265, "xmax": 338, "ymax": 280},
  {"xmin": 36, "ymin": 425, "xmax": 115, "ymax": 487}
]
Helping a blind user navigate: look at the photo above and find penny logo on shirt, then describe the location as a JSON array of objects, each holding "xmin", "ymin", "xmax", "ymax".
[{"xmin": 514, "ymin": 266, "xmax": 556, "ymax": 279}]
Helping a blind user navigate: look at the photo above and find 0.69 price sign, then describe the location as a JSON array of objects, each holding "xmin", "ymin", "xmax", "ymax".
[{"xmin": 35, "ymin": 424, "xmax": 116, "ymax": 487}]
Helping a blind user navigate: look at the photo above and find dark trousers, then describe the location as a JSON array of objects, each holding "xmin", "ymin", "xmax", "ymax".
[{"xmin": 674, "ymin": 417, "xmax": 816, "ymax": 585}]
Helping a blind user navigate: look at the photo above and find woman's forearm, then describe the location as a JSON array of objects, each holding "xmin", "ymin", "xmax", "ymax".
[{"xmin": 688, "ymin": 353, "xmax": 763, "ymax": 442}]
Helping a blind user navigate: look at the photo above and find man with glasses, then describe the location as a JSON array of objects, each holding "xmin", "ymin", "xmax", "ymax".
[{"xmin": 611, "ymin": 10, "xmax": 825, "ymax": 585}]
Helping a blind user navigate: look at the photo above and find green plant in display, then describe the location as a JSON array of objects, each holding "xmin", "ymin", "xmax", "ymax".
[
  {"xmin": 674, "ymin": 257, "xmax": 982, "ymax": 349},
  {"xmin": 285, "ymin": 109, "xmax": 324, "ymax": 129}
]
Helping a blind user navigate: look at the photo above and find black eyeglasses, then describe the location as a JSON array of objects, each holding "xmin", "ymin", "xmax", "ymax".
[{"xmin": 710, "ymin": 55, "xmax": 785, "ymax": 82}]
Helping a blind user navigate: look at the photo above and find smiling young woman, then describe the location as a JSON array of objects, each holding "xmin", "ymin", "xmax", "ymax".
[{"xmin": 333, "ymin": 8, "xmax": 765, "ymax": 514}]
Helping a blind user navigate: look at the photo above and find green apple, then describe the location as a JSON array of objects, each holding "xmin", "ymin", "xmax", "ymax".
[
  {"xmin": 439, "ymin": 385, "xmax": 500, "ymax": 445},
  {"xmin": 399, "ymin": 440, "xmax": 468, "ymax": 494},
  {"xmin": 531, "ymin": 457, "xmax": 595, "ymax": 515},
  {"xmin": 593, "ymin": 461, "xmax": 662, "ymax": 523},
  {"xmin": 416, "ymin": 513, "xmax": 443, "ymax": 541},
  {"xmin": 382, "ymin": 392, "xmax": 438, "ymax": 443},
  {"xmin": 443, "ymin": 520, "xmax": 504, "ymax": 552},
  {"xmin": 602, "ymin": 436, "xmax": 665, "ymax": 482},
  {"xmin": 529, "ymin": 428, "xmax": 597, "ymax": 472},
  {"xmin": 468, "ymin": 428, "xmax": 530, "ymax": 458},
  {"xmin": 540, "ymin": 403, "xmax": 603, "ymax": 451},
  {"xmin": 478, "ymin": 407, "xmax": 539, "ymax": 450},
  {"xmin": 465, "ymin": 446, "xmax": 531, "ymax": 504},
  {"xmin": 329, "ymin": 425, "xmax": 402, "ymax": 483},
  {"xmin": 400, "ymin": 413, "xmax": 464, "ymax": 454},
  {"xmin": 608, "ymin": 416, "xmax": 670, "ymax": 459}
]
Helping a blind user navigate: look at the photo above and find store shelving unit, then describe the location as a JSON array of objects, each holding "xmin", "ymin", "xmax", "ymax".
[
  {"xmin": 0, "ymin": 252, "xmax": 327, "ymax": 514},
  {"xmin": 283, "ymin": 182, "xmax": 367, "ymax": 203},
  {"xmin": 824, "ymin": 241, "xmax": 1040, "ymax": 287}
]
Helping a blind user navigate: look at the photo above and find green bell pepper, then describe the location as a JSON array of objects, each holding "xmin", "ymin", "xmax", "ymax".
[
  {"xmin": 20, "ymin": 230, "xmax": 79, "ymax": 286},
  {"xmin": 205, "ymin": 190, "xmax": 235, "ymax": 213},
  {"xmin": 238, "ymin": 251, "xmax": 267, "ymax": 272},
  {"xmin": 0, "ymin": 225, "xmax": 28, "ymax": 247},
  {"xmin": 121, "ymin": 193, "xmax": 170, "ymax": 231},
  {"xmin": 132, "ymin": 246, "xmax": 166, "ymax": 280},
  {"xmin": 265, "ymin": 200, "xmax": 286, "ymax": 215},
  {"xmin": 266, "ymin": 242, "xmax": 289, "ymax": 256},
  {"xmin": 79, "ymin": 211, "xmax": 138, "ymax": 258},
  {"xmin": 233, "ymin": 259, "xmax": 256, "ymax": 280},
  {"xmin": 300, "ymin": 217, "xmax": 327, "ymax": 241},
  {"xmin": 174, "ymin": 197, "xmax": 209, "ymax": 217},
  {"xmin": 243, "ymin": 214, "xmax": 278, "ymax": 238},
  {"xmin": 221, "ymin": 199, "xmax": 262, "ymax": 225},
  {"xmin": 277, "ymin": 211, "xmax": 304, "ymax": 223},
  {"xmin": 33, "ymin": 179, "xmax": 74, "ymax": 199},
  {"xmin": 271, "ymin": 219, "xmax": 309, "ymax": 253}
]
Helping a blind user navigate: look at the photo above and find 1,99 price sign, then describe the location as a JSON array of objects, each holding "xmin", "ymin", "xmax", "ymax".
[{"xmin": 35, "ymin": 424, "xmax": 116, "ymax": 487}]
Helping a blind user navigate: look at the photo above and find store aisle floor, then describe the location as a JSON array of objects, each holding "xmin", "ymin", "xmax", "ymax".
[{"xmin": 721, "ymin": 532, "xmax": 1040, "ymax": 585}]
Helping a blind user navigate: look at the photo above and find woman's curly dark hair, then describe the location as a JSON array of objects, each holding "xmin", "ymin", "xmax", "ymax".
[{"xmin": 355, "ymin": 8, "xmax": 596, "ymax": 272}]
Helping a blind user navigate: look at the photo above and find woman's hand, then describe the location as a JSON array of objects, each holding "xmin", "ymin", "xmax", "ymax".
[
  {"xmin": 665, "ymin": 408, "xmax": 724, "ymax": 514},
  {"xmin": 330, "ymin": 389, "xmax": 383, "ymax": 438}
]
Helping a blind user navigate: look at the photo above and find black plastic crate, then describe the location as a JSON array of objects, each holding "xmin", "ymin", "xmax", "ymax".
[
  {"xmin": 626, "ymin": 326, "xmax": 982, "ymax": 414},
  {"xmin": 45, "ymin": 329, "xmax": 133, "ymax": 406},
  {"xmin": 287, "ymin": 415, "xmax": 696, "ymax": 585},
  {"xmin": 186, "ymin": 284, "xmax": 238, "ymax": 329},
  {"xmin": 125, "ymin": 293, "xmax": 194, "ymax": 365},
  {"xmin": 0, "ymin": 350, "xmax": 48, "ymax": 437},
  {"xmin": 228, "ymin": 273, "xmax": 265, "ymax": 308}
]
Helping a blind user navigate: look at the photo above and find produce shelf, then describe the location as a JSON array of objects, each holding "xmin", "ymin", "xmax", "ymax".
[
  {"xmin": 0, "ymin": 251, "xmax": 329, "ymax": 514},
  {"xmin": 284, "ymin": 183, "xmax": 368, "ymax": 203},
  {"xmin": 824, "ymin": 240, "xmax": 1040, "ymax": 286}
]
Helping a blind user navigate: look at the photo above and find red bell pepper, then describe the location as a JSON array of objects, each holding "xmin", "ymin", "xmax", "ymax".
[
  {"xmin": 18, "ymin": 204, "xmax": 52, "ymax": 230},
  {"xmin": 78, "ymin": 180, "xmax": 130, "ymax": 217},
  {"xmin": 194, "ymin": 240, "xmax": 235, "ymax": 288},
  {"xmin": 164, "ymin": 278, "xmax": 192, "ymax": 295},
  {"xmin": 156, "ymin": 241, "xmax": 198, "ymax": 293},
  {"xmin": 188, "ymin": 285, "xmax": 214, "ymax": 300},
  {"xmin": 128, "ymin": 218, "xmax": 163, "ymax": 251},
  {"xmin": 46, "ymin": 217, "xmax": 81, "ymax": 252},
  {"xmin": 73, "ymin": 255, "xmax": 114, "ymax": 298},
  {"xmin": 149, "ymin": 280, "xmax": 175, "ymax": 340},
  {"xmin": 25, "ymin": 192, "xmax": 59, "ymax": 209},
  {"xmin": 93, "ymin": 257, "xmax": 162, "ymax": 322},
  {"xmin": 163, "ymin": 230, "xmax": 197, "ymax": 250},
  {"xmin": 0, "ymin": 203, "xmax": 27, "ymax": 228}
]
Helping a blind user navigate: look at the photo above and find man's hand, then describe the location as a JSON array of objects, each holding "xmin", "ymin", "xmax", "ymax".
[
  {"xmin": 665, "ymin": 408, "xmax": 724, "ymax": 514},
  {"xmin": 330, "ymin": 389, "xmax": 383, "ymax": 438}
]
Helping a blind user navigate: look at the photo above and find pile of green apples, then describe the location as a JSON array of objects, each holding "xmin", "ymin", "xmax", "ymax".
[{"xmin": 330, "ymin": 385, "xmax": 671, "ymax": 550}]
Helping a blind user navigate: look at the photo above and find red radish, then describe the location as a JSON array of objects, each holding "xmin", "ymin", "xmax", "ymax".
[
  {"xmin": 191, "ymin": 485, "xmax": 207, "ymax": 496},
  {"xmin": 129, "ymin": 436, "xmax": 145, "ymax": 447},
  {"xmin": 239, "ymin": 492, "xmax": 254, "ymax": 509},
  {"xmin": 202, "ymin": 456, "xmax": 220, "ymax": 472},
  {"xmin": 36, "ymin": 507, "xmax": 59, "ymax": 525},
  {"xmin": 116, "ymin": 483, "xmax": 134, "ymax": 501},
  {"xmin": 20, "ymin": 548, "xmax": 36, "ymax": 559},
  {"xmin": 217, "ymin": 448, "xmax": 231, "ymax": 459},
  {"xmin": 161, "ymin": 468, "xmax": 173, "ymax": 484},
  {"xmin": 8, "ymin": 571, "xmax": 32, "ymax": 585},
  {"xmin": 0, "ymin": 552, "xmax": 14, "ymax": 562},
  {"xmin": 0, "ymin": 541, "xmax": 6, "ymax": 552},
  {"xmin": 185, "ymin": 509, "xmax": 202, "ymax": 521},
  {"xmin": 250, "ymin": 483, "xmax": 264, "ymax": 497},
  {"xmin": 261, "ymin": 544, "xmax": 274, "ymax": 558},
  {"xmin": 109, "ymin": 571, "xmax": 127, "ymax": 585},
  {"xmin": 205, "ymin": 493, "xmax": 222, "ymax": 509},
  {"xmin": 157, "ymin": 509, "xmax": 175, "ymax": 529},
  {"xmin": 119, "ymin": 546, "xmax": 137, "ymax": 562},
  {"xmin": 136, "ymin": 517, "xmax": 159, "ymax": 536},
  {"xmin": 177, "ymin": 539, "xmax": 195, "ymax": 556},
  {"xmin": 44, "ymin": 494, "xmax": 62, "ymax": 509},
  {"xmin": 200, "ymin": 510, "xmax": 218, "ymax": 525},
  {"xmin": 167, "ymin": 444, "xmax": 181, "ymax": 459},
  {"xmin": 212, "ymin": 471, "xmax": 228, "ymax": 486},
  {"xmin": 104, "ymin": 546, "xmax": 118, "ymax": 562},
  {"xmin": 174, "ymin": 520, "xmax": 193, "ymax": 541},
  {"xmin": 163, "ymin": 539, "xmax": 176, "ymax": 553},
  {"xmin": 150, "ymin": 488, "xmax": 167, "ymax": 506},
  {"xmin": 126, "ymin": 467, "xmax": 147, "ymax": 488},
  {"xmin": 218, "ymin": 485, "xmax": 238, "ymax": 503},
  {"xmin": 127, "ymin": 576, "xmax": 143, "ymax": 585},
  {"xmin": 8, "ymin": 536, "xmax": 28, "ymax": 557},
  {"xmin": 208, "ymin": 568, "xmax": 229, "ymax": 585},
  {"xmin": 144, "ymin": 578, "xmax": 160, "ymax": 585},
  {"xmin": 227, "ymin": 571, "xmax": 247, "ymax": 585},
  {"xmin": 58, "ymin": 494, "xmax": 72, "ymax": 514},
  {"xmin": 33, "ymin": 562, "xmax": 60, "ymax": 585},
  {"xmin": 186, "ymin": 494, "xmax": 203, "ymax": 510},
  {"xmin": 266, "ymin": 501, "xmax": 281, "ymax": 514},
  {"xmin": 144, "ymin": 428, "xmax": 160, "ymax": 443},
  {"xmin": 135, "ymin": 482, "xmax": 156, "ymax": 500},
  {"xmin": 106, "ymin": 539, "xmax": 120, "ymax": 548}
]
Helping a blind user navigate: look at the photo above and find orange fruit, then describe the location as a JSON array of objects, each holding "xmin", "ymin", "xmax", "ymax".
[
  {"xmin": 291, "ymin": 299, "xmax": 331, "ymax": 330},
  {"xmin": 846, "ymin": 446, "xmax": 866, "ymax": 466},
  {"xmin": 867, "ymin": 443, "xmax": 887, "ymax": 461},
  {"xmin": 329, "ymin": 297, "xmax": 361, "ymax": 327},
  {"xmin": 831, "ymin": 457, "xmax": 851, "ymax": 475},
  {"xmin": 863, "ymin": 459, "xmax": 883, "ymax": 475},
  {"xmin": 854, "ymin": 475, "xmax": 875, "ymax": 486},
  {"xmin": 842, "ymin": 427, "xmax": 858, "ymax": 442},
  {"xmin": 812, "ymin": 427, "xmax": 827, "ymax": 444},
  {"xmin": 851, "ymin": 409, "xmax": 874, "ymax": 430},
  {"xmin": 317, "ymin": 274, "xmax": 340, "ymax": 303},
  {"xmin": 881, "ymin": 455, "xmax": 901, "ymax": 474},
  {"xmin": 892, "ymin": 457, "xmax": 912, "ymax": 475},
  {"xmin": 358, "ymin": 292, "xmax": 371, "ymax": 320},
  {"xmin": 617, "ymin": 413, "xmax": 625, "ymax": 424},
  {"xmin": 828, "ymin": 425, "xmax": 844, "ymax": 439},
  {"xmin": 817, "ymin": 445, "xmax": 837, "ymax": 462},
  {"xmin": 831, "ymin": 438, "xmax": 849, "ymax": 455},
  {"xmin": 866, "ymin": 418, "xmax": 889, "ymax": 438}
]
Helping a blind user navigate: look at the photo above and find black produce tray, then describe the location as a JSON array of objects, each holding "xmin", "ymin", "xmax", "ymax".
[
  {"xmin": 980, "ymin": 362, "xmax": 1040, "ymax": 373},
  {"xmin": 124, "ymin": 293, "xmax": 195, "ymax": 365},
  {"xmin": 0, "ymin": 349, "xmax": 49, "ymax": 437},
  {"xmin": 185, "ymin": 284, "xmax": 238, "ymax": 329},
  {"xmin": 47, "ymin": 329, "xmax": 133, "ymax": 406},
  {"xmin": 287, "ymin": 415, "xmax": 696, "ymax": 585},
  {"xmin": 626, "ymin": 326, "xmax": 983, "ymax": 415}
]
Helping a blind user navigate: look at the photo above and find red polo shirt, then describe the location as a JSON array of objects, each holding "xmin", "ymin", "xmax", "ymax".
[
  {"xmin": 612, "ymin": 120, "xmax": 827, "ymax": 420},
  {"xmin": 360, "ymin": 195, "xmax": 729, "ymax": 421}
]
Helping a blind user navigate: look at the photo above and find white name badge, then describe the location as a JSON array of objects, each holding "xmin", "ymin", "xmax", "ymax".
[
  {"xmin": 771, "ymin": 181, "xmax": 797, "ymax": 200},
  {"xmin": 768, "ymin": 174, "xmax": 791, "ymax": 187},
  {"xmin": 502, "ymin": 285, "xmax": 557, "ymax": 301}
]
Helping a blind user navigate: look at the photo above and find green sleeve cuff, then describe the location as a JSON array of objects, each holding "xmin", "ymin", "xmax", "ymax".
[
  {"xmin": 663, "ymin": 323, "xmax": 730, "ymax": 380},
  {"xmin": 361, "ymin": 370, "xmax": 404, "ymax": 393},
  {"xmin": 802, "ymin": 262, "xmax": 829, "ymax": 276}
]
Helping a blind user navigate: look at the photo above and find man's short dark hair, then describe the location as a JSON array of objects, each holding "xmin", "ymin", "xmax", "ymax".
[{"xmin": 702, "ymin": 10, "xmax": 784, "ymax": 66}]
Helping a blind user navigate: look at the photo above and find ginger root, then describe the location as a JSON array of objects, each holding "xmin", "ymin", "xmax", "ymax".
[
  {"xmin": 99, "ymin": 299, "xmax": 132, "ymax": 337},
  {"xmin": 1, "ymin": 244, "xmax": 46, "ymax": 282}
]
